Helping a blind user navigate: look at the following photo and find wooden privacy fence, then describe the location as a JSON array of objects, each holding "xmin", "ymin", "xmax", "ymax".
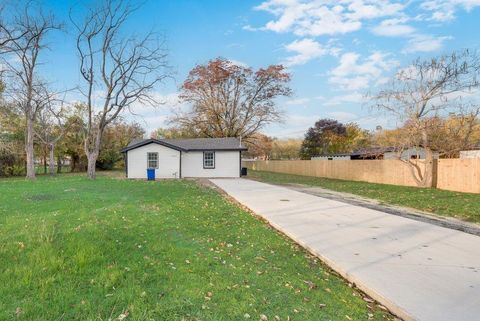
[
  {"xmin": 243, "ymin": 159, "xmax": 480, "ymax": 194},
  {"xmin": 437, "ymin": 159, "xmax": 480, "ymax": 194}
]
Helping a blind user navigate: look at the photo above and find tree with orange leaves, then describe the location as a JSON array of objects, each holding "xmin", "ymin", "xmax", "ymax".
[{"xmin": 172, "ymin": 58, "xmax": 292, "ymax": 140}]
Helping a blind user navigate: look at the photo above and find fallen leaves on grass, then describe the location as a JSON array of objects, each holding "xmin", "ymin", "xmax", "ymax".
[
  {"xmin": 117, "ymin": 310, "xmax": 129, "ymax": 320},
  {"xmin": 303, "ymin": 280, "xmax": 316, "ymax": 290}
]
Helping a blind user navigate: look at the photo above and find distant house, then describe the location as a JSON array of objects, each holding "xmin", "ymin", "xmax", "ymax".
[
  {"xmin": 311, "ymin": 154, "xmax": 352, "ymax": 161},
  {"xmin": 312, "ymin": 147, "xmax": 439, "ymax": 161},
  {"xmin": 121, "ymin": 137, "xmax": 247, "ymax": 179},
  {"xmin": 460, "ymin": 149, "xmax": 480, "ymax": 159}
]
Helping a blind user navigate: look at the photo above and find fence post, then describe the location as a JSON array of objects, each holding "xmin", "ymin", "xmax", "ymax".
[{"xmin": 432, "ymin": 159, "xmax": 438, "ymax": 189}]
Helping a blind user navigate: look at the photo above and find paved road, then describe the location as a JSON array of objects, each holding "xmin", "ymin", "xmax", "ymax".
[{"xmin": 210, "ymin": 178, "xmax": 480, "ymax": 321}]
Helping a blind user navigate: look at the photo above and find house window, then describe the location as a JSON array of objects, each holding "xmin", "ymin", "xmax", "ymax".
[
  {"xmin": 203, "ymin": 151, "xmax": 215, "ymax": 169},
  {"xmin": 147, "ymin": 152, "xmax": 158, "ymax": 169}
]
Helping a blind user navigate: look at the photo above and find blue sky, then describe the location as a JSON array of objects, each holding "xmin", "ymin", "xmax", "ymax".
[{"xmin": 39, "ymin": 0, "xmax": 480, "ymax": 138}]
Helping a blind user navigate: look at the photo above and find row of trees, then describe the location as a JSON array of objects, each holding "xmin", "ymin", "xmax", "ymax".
[
  {"xmin": 0, "ymin": 0, "xmax": 169, "ymax": 179},
  {"xmin": 0, "ymin": 101, "xmax": 144, "ymax": 176},
  {"xmin": 237, "ymin": 111, "xmax": 480, "ymax": 173},
  {"xmin": 0, "ymin": 1, "xmax": 292, "ymax": 179}
]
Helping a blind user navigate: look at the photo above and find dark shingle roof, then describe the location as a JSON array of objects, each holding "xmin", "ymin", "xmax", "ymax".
[
  {"xmin": 121, "ymin": 137, "xmax": 247, "ymax": 153},
  {"xmin": 126, "ymin": 138, "xmax": 145, "ymax": 148}
]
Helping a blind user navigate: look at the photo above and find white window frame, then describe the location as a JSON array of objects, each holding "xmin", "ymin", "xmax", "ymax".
[
  {"xmin": 203, "ymin": 151, "xmax": 215, "ymax": 169},
  {"xmin": 147, "ymin": 152, "xmax": 158, "ymax": 169}
]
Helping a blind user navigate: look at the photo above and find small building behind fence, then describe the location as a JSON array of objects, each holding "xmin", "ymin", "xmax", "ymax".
[
  {"xmin": 312, "ymin": 147, "xmax": 439, "ymax": 161},
  {"xmin": 460, "ymin": 150, "xmax": 480, "ymax": 159}
]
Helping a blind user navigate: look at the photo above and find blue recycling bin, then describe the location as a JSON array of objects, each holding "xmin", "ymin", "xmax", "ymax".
[{"xmin": 147, "ymin": 168, "xmax": 155, "ymax": 181}]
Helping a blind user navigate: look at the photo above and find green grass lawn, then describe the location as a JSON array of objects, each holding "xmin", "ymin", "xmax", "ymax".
[
  {"xmin": 247, "ymin": 170, "xmax": 480, "ymax": 224},
  {"xmin": 35, "ymin": 166, "xmax": 72, "ymax": 175},
  {"xmin": 0, "ymin": 174, "xmax": 393, "ymax": 321}
]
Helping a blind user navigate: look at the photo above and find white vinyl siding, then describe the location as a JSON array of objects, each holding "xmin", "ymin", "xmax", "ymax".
[
  {"xmin": 182, "ymin": 151, "xmax": 240, "ymax": 178},
  {"xmin": 127, "ymin": 143, "xmax": 180, "ymax": 179},
  {"xmin": 126, "ymin": 143, "xmax": 241, "ymax": 179}
]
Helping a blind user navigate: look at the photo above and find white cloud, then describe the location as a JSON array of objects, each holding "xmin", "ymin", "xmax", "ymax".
[
  {"xmin": 327, "ymin": 111, "xmax": 358, "ymax": 122},
  {"xmin": 328, "ymin": 51, "xmax": 399, "ymax": 90},
  {"xmin": 402, "ymin": 34, "xmax": 451, "ymax": 53},
  {"xmin": 420, "ymin": 0, "xmax": 480, "ymax": 21},
  {"xmin": 371, "ymin": 17, "xmax": 451, "ymax": 54},
  {"xmin": 251, "ymin": 0, "xmax": 405, "ymax": 37},
  {"xmin": 266, "ymin": 113, "xmax": 319, "ymax": 137},
  {"xmin": 345, "ymin": 1, "xmax": 404, "ymax": 20},
  {"xmin": 120, "ymin": 92, "xmax": 189, "ymax": 135},
  {"xmin": 242, "ymin": 24, "xmax": 263, "ymax": 31},
  {"xmin": 285, "ymin": 97, "xmax": 311, "ymax": 105},
  {"xmin": 264, "ymin": 111, "xmax": 398, "ymax": 137},
  {"xmin": 127, "ymin": 114, "xmax": 169, "ymax": 136},
  {"xmin": 228, "ymin": 59, "xmax": 249, "ymax": 68},
  {"xmin": 288, "ymin": 114, "xmax": 319, "ymax": 126},
  {"xmin": 283, "ymin": 38, "xmax": 334, "ymax": 66},
  {"xmin": 323, "ymin": 92, "xmax": 366, "ymax": 106},
  {"xmin": 371, "ymin": 18, "xmax": 415, "ymax": 37},
  {"xmin": 133, "ymin": 92, "xmax": 184, "ymax": 112}
]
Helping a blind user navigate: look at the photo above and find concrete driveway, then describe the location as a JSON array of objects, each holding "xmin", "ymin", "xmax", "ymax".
[{"xmin": 210, "ymin": 178, "xmax": 480, "ymax": 321}]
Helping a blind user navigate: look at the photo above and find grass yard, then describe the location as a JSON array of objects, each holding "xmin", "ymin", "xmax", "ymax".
[
  {"xmin": 247, "ymin": 170, "xmax": 480, "ymax": 224},
  {"xmin": 0, "ymin": 174, "xmax": 394, "ymax": 321}
]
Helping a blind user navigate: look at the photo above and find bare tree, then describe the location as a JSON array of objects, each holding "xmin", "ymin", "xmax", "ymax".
[
  {"xmin": 172, "ymin": 58, "xmax": 291, "ymax": 140},
  {"xmin": 0, "ymin": 4, "xmax": 28, "ymax": 50},
  {"xmin": 370, "ymin": 49, "xmax": 480, "ymax": 187},
  {"xmin": 71, "ymin": 0, "xmax": 169, "ymax": 179},
  {"xmin": 1, "ymin": 3, "xmax": 61, "ymax": 179},
  {"xmin": 33, "ymin": 90, "xmax": 70, "ymax": 175}
]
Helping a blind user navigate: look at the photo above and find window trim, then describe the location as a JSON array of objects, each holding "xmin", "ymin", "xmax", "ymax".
[
  {"xmin": 203, "ymin": 151, "xmax": 215, "ymax": 169},
  {"xmin": 147, "ymin": 152, "xmax": 159, "ymax": 169}
]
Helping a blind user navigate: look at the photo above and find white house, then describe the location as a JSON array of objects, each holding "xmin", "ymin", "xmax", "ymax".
[{"xmin": 121, "ymin": 137, "xmax": 247, "ymax": 179}]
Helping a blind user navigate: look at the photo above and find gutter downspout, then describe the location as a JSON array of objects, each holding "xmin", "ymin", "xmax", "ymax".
[
  {"xmin": 179, "ymin": 150, "xmax": 182, "ymax": 179},
  {"xmin": 124, "ymin": 151, "xmax": 128, "ymax": 178}
]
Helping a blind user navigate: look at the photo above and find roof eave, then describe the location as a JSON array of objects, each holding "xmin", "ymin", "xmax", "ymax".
[
  {"xmin": 120, "ymin": 139, "xmax": 187, "ymax": 153},
  {"xmin": 120, "ymin": 139, "xmax": 248, "ymax": 153},
  {"xmin": 185, "ymin": 147, "xmax": 248, "ymax": 152}
]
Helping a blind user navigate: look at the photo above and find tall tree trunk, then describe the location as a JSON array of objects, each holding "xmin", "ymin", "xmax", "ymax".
[
  {"xmin": 49, "ymin": 143, "xmax": 55, "ymax": 176},
  {"xmin": 86, "ymin": 151, "xmax": 98, "ymax": 179},
  {"xmin": 419, "ymin": 129, "xmax": 434, "ymax": 188},
  {"xmin": 70, "ymin": 155, "xmax": 77, "ymax": 172},
  {"xmin": 43, "ymin": 150, "xmax": 47, "ymax": 174},
  {"xmin": 420, "ymin": 149, "xmax": 434, "ymax": 188},
  {"xmin": 25, "ymin": 117, "xmax": 36, "ymax": 179},
  {"xmin": 57, "ymin": 156, "xmax": 62, "ymax": 174},
  {"xmin": 85, "ymin": 129, "xmax": 102, "ymax": 179}
]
